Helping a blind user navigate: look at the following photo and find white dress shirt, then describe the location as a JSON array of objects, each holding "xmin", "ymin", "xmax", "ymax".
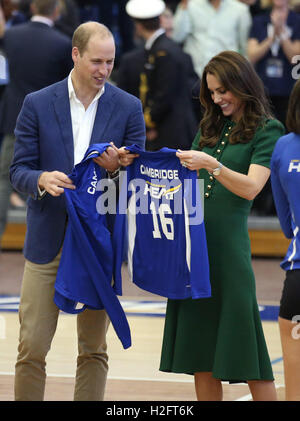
[
  {"xmin": 37, "ymin": 72, "xmax": 105, "ymax": 196},
  {"xmin": 68, "ymin": 71, "xmax": 105, "ymax": 165}
]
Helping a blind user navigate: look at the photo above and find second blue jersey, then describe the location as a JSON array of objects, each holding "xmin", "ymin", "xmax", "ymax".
[
  {"xmin": 113, "ymin": 145, "xmax": 211, "ymax": 300},
  {"xmin": 271, "ymin": 132, "xmax": 300, "ymax": 271}
]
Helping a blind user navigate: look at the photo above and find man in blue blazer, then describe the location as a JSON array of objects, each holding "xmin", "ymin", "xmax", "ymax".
[{"xmin": 10, "ymin": 21, "xmax": 145, "ymax": 401}]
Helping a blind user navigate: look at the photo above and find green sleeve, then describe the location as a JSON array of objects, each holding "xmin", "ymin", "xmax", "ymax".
[
  {"xmin": 250, "ymin": 119, "xmax": 285, "ymax": 169},
  {"xmin": 191, "ymin": 130, "xmax": 201, "ymax": 150}
]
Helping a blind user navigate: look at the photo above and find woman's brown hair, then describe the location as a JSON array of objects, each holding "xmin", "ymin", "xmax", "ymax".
[
  {"xmin": 286, "ymin": 78, "xmax": 300, "ymax": 134},
  {"xmin": 198, "ymin": 51, "xmax": 273, "ymax": 149}
]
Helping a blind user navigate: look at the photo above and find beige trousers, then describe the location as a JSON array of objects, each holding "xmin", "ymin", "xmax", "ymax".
[{"xmin": 14, "ymin": 252, "xmax": 110, "ymax": 401}]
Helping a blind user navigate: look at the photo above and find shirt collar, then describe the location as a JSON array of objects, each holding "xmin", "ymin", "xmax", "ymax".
[
  {"xmin": 145, "ymin": 28, "xmax": 165, "ymax": 50},
  {"xmin": 31, "ymin": 15, "xmax": 54, "ymax": 27},
  {"xmin": 68, "ymin": 70, "xmax": 105, "ymax": 104}
]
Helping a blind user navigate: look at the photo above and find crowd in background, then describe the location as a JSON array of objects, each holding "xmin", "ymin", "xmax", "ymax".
[{"xmin": 0, "ymin": 0, "xmax": 300, "ymax": 223}]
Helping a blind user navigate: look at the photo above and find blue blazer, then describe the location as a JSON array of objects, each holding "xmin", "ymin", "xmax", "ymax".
[
  {"xmin": 10, "ymin": 78, "xmax": 146, "ymax": 264},
  {"xmin": 0, "ymin": 21, "xmax": 73, "ymax": 134}
]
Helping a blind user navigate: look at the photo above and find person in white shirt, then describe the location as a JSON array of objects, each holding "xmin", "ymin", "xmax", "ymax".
[{"xmin": 172, "ymin": 0, "xmax": 252, "ymax": 78}]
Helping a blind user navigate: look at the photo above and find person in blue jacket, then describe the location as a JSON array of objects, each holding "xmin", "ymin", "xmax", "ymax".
[
  {"xmin": 271, "ymin": 77, "xmax": 300, "ymax": 401},
  {"xmin": 9, "ymin": 20, "xmax": 145, "ymax": 401}
]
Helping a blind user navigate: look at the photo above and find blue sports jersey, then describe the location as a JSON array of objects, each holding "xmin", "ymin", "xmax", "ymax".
[
  {"xmin": 54, "ymin": 143, "xmax": 131, "ymax": 349},
  {"xmin": 271, "ymin": 132, "xmax": 300, "ymax": 271},
  {"xmin": 113, "ymin": 145, "xmax": 211, "ymax": 299}
]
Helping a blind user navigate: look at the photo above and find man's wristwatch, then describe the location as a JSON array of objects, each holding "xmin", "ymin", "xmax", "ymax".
[{"xmin": 209, "ymin": 162, "xmax": 223, "ymax": 177}]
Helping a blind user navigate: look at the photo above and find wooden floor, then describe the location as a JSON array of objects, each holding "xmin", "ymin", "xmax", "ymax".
[
  {"xmin": 0, "ymin": 305, "xmax": 286, "ymax": 402},
  {"xmin": 0, "ymin": 249, "xmax": 288, "ymax": 402}
]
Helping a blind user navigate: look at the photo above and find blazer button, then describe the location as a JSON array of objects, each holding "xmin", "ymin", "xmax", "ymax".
[
  {"xmin": 207, "ymin": 184, "xmax": 212, "ymax": 189},
  {"xmin": 217, "ymin": 149, "xmax": 221, "ymax": 153},
  {"xmin": 209, "ymin": 175, "xmax": 214, "ymax": 181},
  {"xmin": 221, "ymin": 141, "xmax": 225, "ymax": 145},
  {"xmin": 225, "ymin": 133, "xmax": 229, "ymax": 137},
  {"xmin": 205, "ymin": 192, "xmax": 210, "ymax": 198}
]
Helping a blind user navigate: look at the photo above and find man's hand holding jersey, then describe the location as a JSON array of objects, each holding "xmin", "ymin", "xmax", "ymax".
[
  {"xmin": 38, "ymin": 171, "xmax": 75, "ymax": 197},
  {"xmin": 98, "ymin": 142, "xmax": 140, "ymax": 168},
  {"xmin": 117, "ymin": 147, "xmax": 139, "ymax": 167},
  {"xmin": 93, "ymin": 143, "xmax": 120, "ymax": 173},
  {"xmin": 38, "ymin": 142, "xmax": 140, "ymax": 197}
]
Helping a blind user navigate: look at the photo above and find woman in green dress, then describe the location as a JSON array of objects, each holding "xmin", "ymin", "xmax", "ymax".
[{"xmin": 159, "ymin": 51, "xmax": 285, "ymax": 400}]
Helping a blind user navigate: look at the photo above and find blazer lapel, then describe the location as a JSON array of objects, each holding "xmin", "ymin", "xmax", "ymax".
[
  {"xmin": 53, "ymin": 79, "xmax": 74, "ymax": 168},
  {"xmin": 90, "ymin": 83, "xmax": 116, "ymax": 145}
]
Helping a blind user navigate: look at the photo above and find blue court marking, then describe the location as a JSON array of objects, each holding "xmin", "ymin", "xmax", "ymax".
[
  {"xmin": 258, "ymin": 305, "xmax": 279, "ymax": 321},
  {"xmin": 271, "ymin": 357, "xmax": 283, "ymax": 365}
]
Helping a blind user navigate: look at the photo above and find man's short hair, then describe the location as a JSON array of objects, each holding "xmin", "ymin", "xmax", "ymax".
[
  {"xmin": 72, "ymin": 22, "xmax": 114, "ymax": 56},
  {"xmin": 31, "ymin": 0, "xmax": 59, "ymax": 16}
]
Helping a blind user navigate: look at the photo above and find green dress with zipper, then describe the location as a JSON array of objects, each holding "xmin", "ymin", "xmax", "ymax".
[{"xmin": 159, "ymin": 118, "xmax": 284, "ymax": 381}]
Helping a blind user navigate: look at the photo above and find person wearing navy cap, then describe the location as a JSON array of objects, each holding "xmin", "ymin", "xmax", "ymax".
[{"xmin": 118, "ymin": 0, "xmax": 198, "ymax": 151}]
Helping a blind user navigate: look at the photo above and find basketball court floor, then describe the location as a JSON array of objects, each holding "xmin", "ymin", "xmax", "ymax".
[{"xmin": 0, "ymin": 251, "xmax": 288, "ymax": 401}]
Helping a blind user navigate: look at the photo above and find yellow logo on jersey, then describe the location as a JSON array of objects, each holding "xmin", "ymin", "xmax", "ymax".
[{"xmin": 144, "ymin": 180, "xmax": 182, "ymax": 200}]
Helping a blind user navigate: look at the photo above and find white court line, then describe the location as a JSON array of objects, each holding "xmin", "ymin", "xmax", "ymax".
[
  {"xmin": 0, "ymin": 371, "xmax": 193, "ymax": 382},
  {"xmin": 0, "ymin": 297, "xmax": 20, "ymax": 304},
  {"xmin": 1, "ymin": 371, "xmax": 284, "ymax": 401},
  {"xmin": 1, "ymin": 370, "xmax": 280, "ymax": 387}
]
